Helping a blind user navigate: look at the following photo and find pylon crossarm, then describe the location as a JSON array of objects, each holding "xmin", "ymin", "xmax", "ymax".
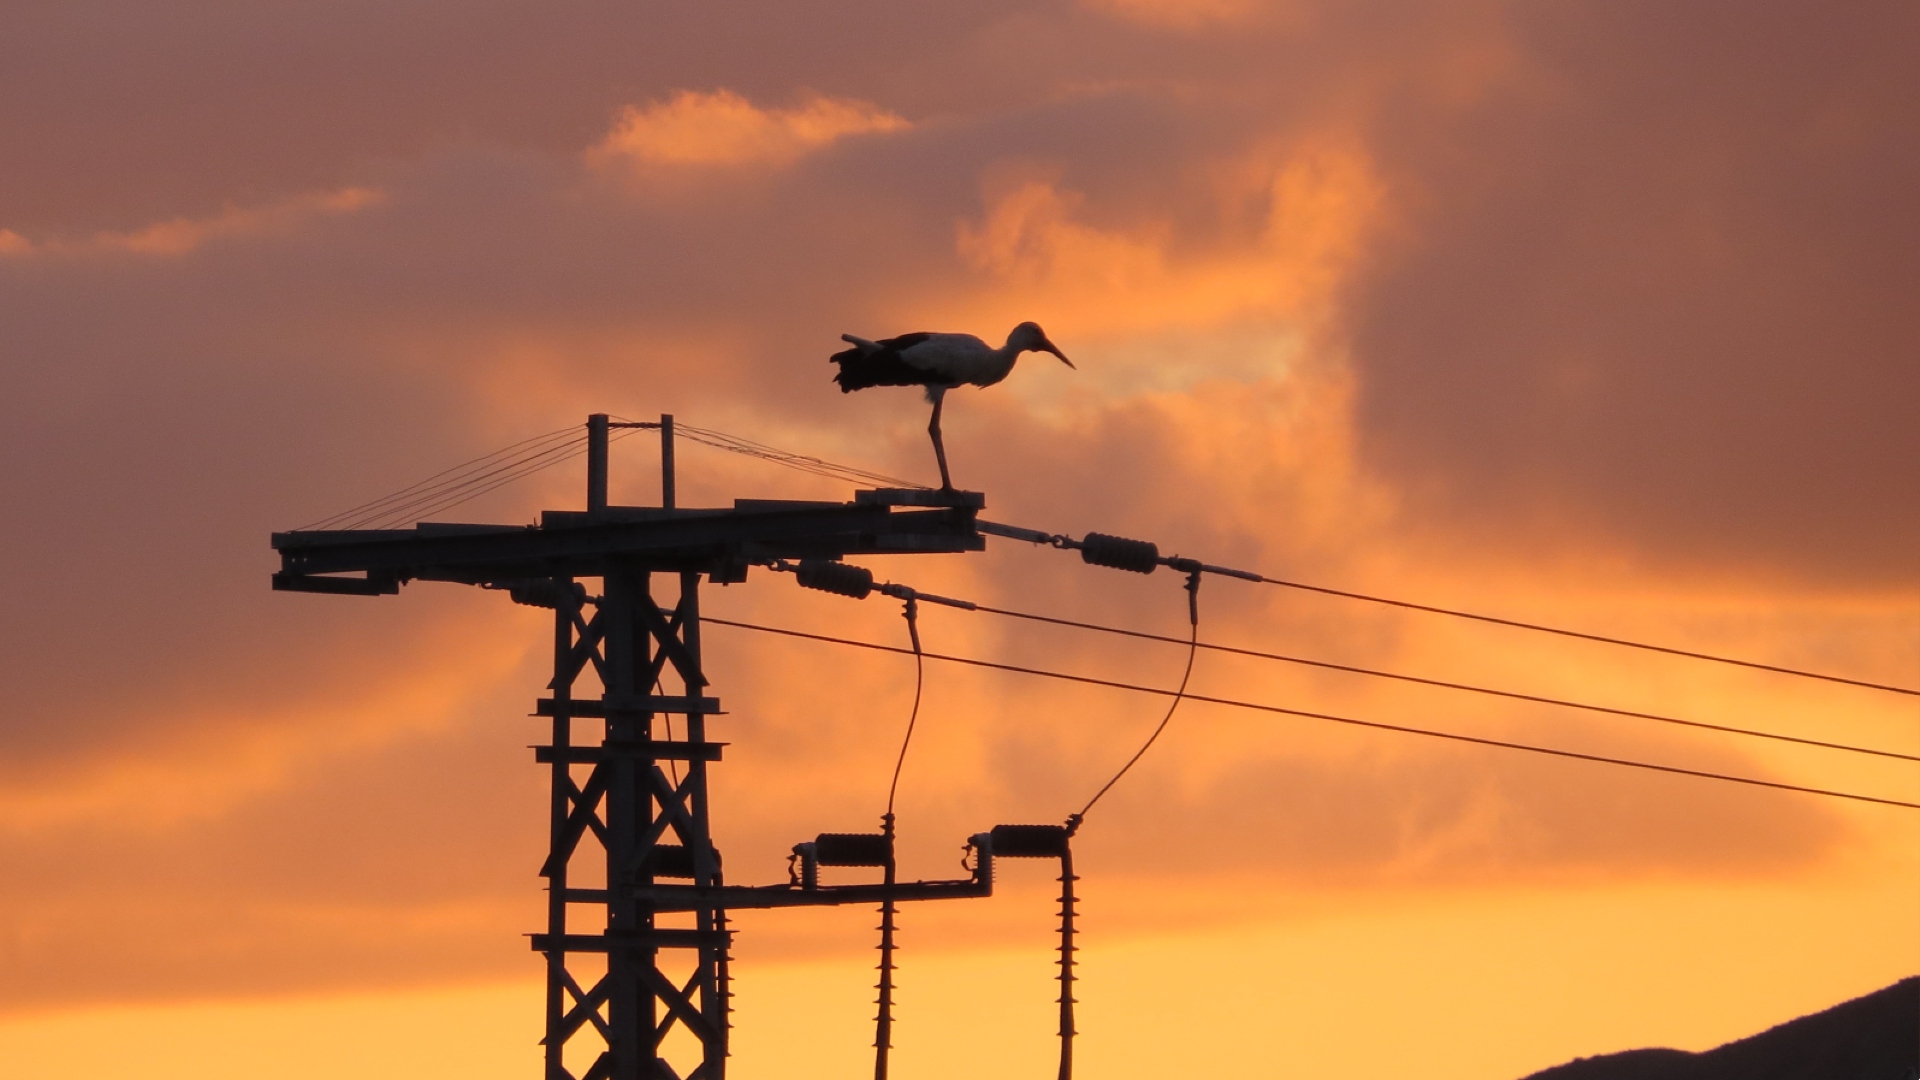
[
  {"xmin": 630, "ymin": 877, "xmax": 990, "ymax": 913},
  {"xmin": 536, "ymin": 742, "xmax": 724, "ymax": 764},
  {"xmin": 270, "ymin": 495, "xmax": 983, "ymax": 590}
]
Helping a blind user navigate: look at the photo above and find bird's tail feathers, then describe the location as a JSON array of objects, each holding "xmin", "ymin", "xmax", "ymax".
[{"xmin": 831, "ymin": 344, "xmax": 928, "ymax": 393}]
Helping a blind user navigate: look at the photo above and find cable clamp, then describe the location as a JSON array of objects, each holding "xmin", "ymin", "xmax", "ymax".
[{"xmin": 876, "ymin": 581, "xmax": 977, "ymax": 611}]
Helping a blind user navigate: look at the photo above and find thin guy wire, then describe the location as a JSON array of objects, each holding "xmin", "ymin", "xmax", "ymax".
[
  {"xmin": 679, "ymin": 423, "xmax": 924, "ymax": 490},
  {"xmin": 355, "ymin": 436, "xmax": 590, "ymax": 528},
  {"xmin": 616, "ymin": 416, "xmax": 924, "ymax": 490},
  {"xmin": 299, "ymin": 420, "xmax": 669, "ymax": 533},
  {"xmin": 976, "ymin": 605, "xmax": 1920, "ymax": 764},
  {"xmin": 345, "ymin": 432, "xmax": 581, "ymax": 528},
  {"xmin": 304, "ymin": 426, "xmax": 575, "ymax": 529},
  {"xmin": 298, "ymin": 425, "xmax": 578, "ymax": 530},
  {"xmin": 1252, "ymin": 574, "xmax": 1917, "ymax": 697},
  {"xmin": 375, "ymin": 429, "xmax": 643, "ymax": 526},
  {"xmin": 340, "ymin": 427, "xmax": 643, "ymax": 531},
  {"xmin": 344, "ymin": 434, "xmax": 584, "ymax": 529},
  {"xmin": 701, "ymin": 618, "xmax": 1920, "ymax": 812}
]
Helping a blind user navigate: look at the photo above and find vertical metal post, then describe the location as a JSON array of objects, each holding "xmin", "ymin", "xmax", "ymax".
[
  {"xmin": 588, "ymin": 413, "xmax": 610, "ymax": 514},
  {"xmin": 679, "ymin": 570, "xmax": 728, "ymax": 1077},
  {"xmin": 660, "ymin": 414, "xmax": 675, "ymax": 511},
  {"xmin": 602, "ymin": 564, "xmax": 649, "ymax": 1080},
  {"xmin": 543, "ymin": 590, "xmax": 575, "ymax": 1080}
]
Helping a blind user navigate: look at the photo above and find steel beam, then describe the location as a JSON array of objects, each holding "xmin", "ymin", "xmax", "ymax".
[{"xmin": 270, "ymin": 497, "xmax": 984, "ymax": 592}]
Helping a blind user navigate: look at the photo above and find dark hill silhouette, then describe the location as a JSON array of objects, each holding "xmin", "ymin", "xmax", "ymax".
[{"xmin": 1522, "ymin": 977, "xmax": 1918, "ymax": 1080}]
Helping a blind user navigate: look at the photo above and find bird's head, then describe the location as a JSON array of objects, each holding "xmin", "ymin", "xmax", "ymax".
[{"xmin": 1008, "ymin": 321, "xmax": 1075, "ymax": 368}]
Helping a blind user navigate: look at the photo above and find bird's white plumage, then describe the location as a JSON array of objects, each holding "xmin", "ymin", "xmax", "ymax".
[{"xmin": 890, "ymin": 333, "xmax": 1007, "ymax": 386}]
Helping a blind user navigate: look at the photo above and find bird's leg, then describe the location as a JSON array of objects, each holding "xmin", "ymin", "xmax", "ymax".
[{"xmin": 927, "ymin": 390, "xmax": 953, "ymax": 491}]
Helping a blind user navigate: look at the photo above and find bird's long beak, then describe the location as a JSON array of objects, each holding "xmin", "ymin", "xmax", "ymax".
[{"xmin": 1043, "ymin": 341, "xmax": 1075, "ymax": 369}]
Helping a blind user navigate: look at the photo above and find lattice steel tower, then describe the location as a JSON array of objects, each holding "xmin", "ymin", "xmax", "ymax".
[{"xmin": 272, "ymin": 415, "xmax": 1004, "ymax": 1080}]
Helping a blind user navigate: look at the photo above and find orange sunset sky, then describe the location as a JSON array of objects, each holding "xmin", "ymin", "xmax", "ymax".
[{"xmin": 1, "ymin": 2, "xmax": 1916, "ymax": 1078}]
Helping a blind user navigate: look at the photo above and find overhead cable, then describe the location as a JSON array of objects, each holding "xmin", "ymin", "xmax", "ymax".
[
  {"xmin": 777, "ymin": 560, "xmax": 1915, "ymax": 764},
  {"xmin": 702, "ymin": 617, "xmax": 1920, "ymax": 812},
  {"xmin": 974, "ymin": 605, "xmax": 1920, "ymax": 764},
  {"xmin": 977, "ymin": 520, "xmax": 1919, "ymax": 697}
]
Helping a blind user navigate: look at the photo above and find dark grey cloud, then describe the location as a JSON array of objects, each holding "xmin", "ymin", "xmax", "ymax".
[{"xmin": 1347, "ymin": 1, "xmax": 1920, "ymax": 583}]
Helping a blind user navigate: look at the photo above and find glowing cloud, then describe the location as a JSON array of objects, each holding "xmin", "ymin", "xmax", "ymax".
[
  {"xmin": 955, "ymin": 142, "xmax": 1384, "ymax": 333},
  {"xmin": 590, "ymin": 89, "xmax": 910, "ymax": 168},
  {"xmin": 0, "ymin": 187, "xmax": 383, "ymax": 259},
  {"xmin": 1084, "ymin": 0, "xmax": 1268, "ymax": 29}
]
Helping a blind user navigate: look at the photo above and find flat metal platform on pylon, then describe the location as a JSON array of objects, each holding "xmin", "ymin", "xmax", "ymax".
[{"xmin": 270, "ymin": 488, "xmax": 986, "ymax": 594}]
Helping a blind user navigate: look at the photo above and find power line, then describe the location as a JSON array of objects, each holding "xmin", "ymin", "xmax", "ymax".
[
  {"xmin": 974, "ymin": 604, "xmax": 1920, "ymax": 764},
  {"xmin": 703, "ymin": 616, "xmax": 1920, "ymax": 812},
  {"xmin": 979, "ymin": 520, "xmax": 1919, "ymax": 697},
  {"xmin": 1252, "ymin": 573, "xmax": 1920, "ymax": 697},
  {"xmin": 547, "ymin": 418, "xmax": 1915, "ymax": 700}
]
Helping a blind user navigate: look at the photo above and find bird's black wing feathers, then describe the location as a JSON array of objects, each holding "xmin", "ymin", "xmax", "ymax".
[{"xmin": 829, "ymin": 332, "xmax": 938, "ymax": 393}]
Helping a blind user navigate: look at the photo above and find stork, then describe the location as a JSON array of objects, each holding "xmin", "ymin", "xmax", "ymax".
[{"xmin": 831, "ymin": 321, "xmax": 1074, "ymax": 490}]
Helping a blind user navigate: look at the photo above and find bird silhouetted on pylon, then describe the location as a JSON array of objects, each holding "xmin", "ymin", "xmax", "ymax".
[{"xmin": 831, "ymin": 322, "xmax": 1074, "ymax": 490}]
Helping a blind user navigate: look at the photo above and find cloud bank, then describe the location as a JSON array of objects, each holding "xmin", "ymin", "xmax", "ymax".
[{"xmin": 0, "ymin": 0, "xmax": 1911, "ymax": 1014}]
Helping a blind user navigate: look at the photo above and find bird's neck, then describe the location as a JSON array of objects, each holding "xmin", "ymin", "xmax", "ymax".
[{"xmin": 980, "ymin": 344, "xmax": 1020, "ymax": 386}]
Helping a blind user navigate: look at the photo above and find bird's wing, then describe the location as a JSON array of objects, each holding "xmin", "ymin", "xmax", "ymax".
[
  {"xmin": 876, "ymin": 332, "xmax": 934, "ymax": 352},
  {"xmin": 890, "ymin": 333, "xmax": 989, "ymax": 382}
]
